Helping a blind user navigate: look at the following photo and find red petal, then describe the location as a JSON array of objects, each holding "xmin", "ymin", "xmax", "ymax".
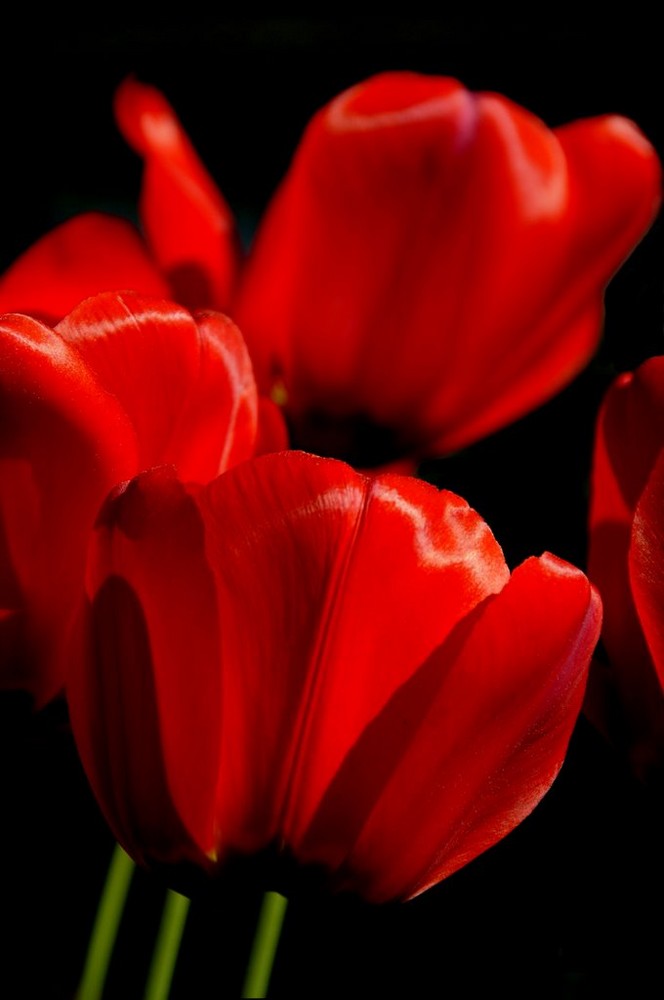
[
  {"xmin": 254, "ymin": 398, "xmax": 290, "ymax": 455},
  {"xmin": 630, "ymin": 451, "xmax": 664, "ymax": 691},
  {"xmin": 587, "ymin": 359, "xmax": 664, "ymax": 776},
  {"xmin": 114, "ymin": 76, "xmax": 241, "ymax": 311},
  {"xmin": 196, "ymin": 452, "xmax": 509, "ymax": 851},
  {"xmin": 56, "ymin": 291, "xmax": 259, "ymax": 480},
  {"xmin": 234, "ymin": 72, "xmax": 660, "ymax": 456},
  {"xmin": 0, "ymin": 314, "xmax": 137, "ymax": 703},
  {"xmin": 67, "ymin": 468, "xmax": 223, "ymax": 864},
  {"xmin": 593, "ymin": 357, "xmax": 664, "ymax": 518},
  {"xmin": 296, "ymin": 554, "xmax": 600, "ymax": 902},
  {"xmin": 0, "ymin": 213, "xmax": 170, "ymax": 324}
]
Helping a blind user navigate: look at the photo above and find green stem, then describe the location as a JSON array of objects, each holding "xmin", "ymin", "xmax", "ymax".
[
  {"xmin": 76, "ymin": 842, "xmax": 136, "ymax": 1000},
  {"xmin": 142, "ymin": 889, "xmax": 191, "ymax": 1000},
  {"xmin": 241, "ymin": 890, "xmax": 289, "ymax": 999}
]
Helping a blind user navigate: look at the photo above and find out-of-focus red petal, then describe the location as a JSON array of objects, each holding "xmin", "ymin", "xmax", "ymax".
[
  {"xmin": 595, "ymin": 358, "xmax": 664, "ymax": 515},
  {"xmin": 255, "ymin": 398, "xmax": 290, "ymax": 455},
  {"xmin": 587, "ymin": 359, "xmax": 664, "ymax": 776},
  {"xmin": 0, "ymin": 213, "xmax": 170, "ymax": 325},
  {"xmin": 0, "ymin": 314, "xmax": 137, "ymax": 703},
  {"xmin": 630, "ymin": 451, "xmax": 664, "ymax": 691},
  {"xmin": 195, "ymin": 451, "xmax": 509, "ymax": 851},
  {"xmin": 429, "ymin": 114, "xmax": 662, "ymax": 453},
  {"xmin": 67, "ymin": 467, "xmax": 222, "ymax": 864},
  {"xmin": 296, "ymin": 554, "xmax": 600, "ymax": 902},
  {"xmin": 114, "ymin": 76, "xmax": 240, "ymax": 312},
  {"xmin": 56, "ymin": 291, "xmax": 258, "ymax": 480},
  {"xmin": 234, "ymin": 72, "xmax": 660, "ymax": 457}
]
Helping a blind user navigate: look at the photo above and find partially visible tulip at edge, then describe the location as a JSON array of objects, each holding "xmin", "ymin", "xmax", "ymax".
[
  {"xmin": 66, "ymin": 451, "xmax": 602, "ymax": 904},
  {"xmin": 587, "ymin": 355, "xmax": 664, "ymax": 786},
  {"xmin": 0, "ymin": 290, "xmax": 286, "ymax": 706},
  {"xmin": 0, "ymin": 73, "xmax": 660, "ymax": 469}
]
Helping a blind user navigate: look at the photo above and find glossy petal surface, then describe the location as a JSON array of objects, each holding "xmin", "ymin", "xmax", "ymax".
[
  {"xmin": 234, "ymin": 72, "xmax": 660, "ymax": 458},
  {"xmin": 197, "ymin": 452, "xmax": 509, "ymax": 852},
  {"xmin": 296, "ymin": 555, "xmax": 601, "ymax": 901},
  {"xmin": 0, "ymin": 291, "xmax": 268, "ymax": 704},
  {"xmin": 0, "ymin": 313, "xmax": 137, "ymax": 702},
  {"xmin": 114, "ymin": 76, "xmax": 240, "ymax": 311},
  {"xmin": 68, "ymin": 452, "xmax": 599, "ymax": 899},
  {"xmin": 0, "ymin": 213, "xmax": 170, "ymax": 324},
  {"xmin": 56, "ymin": 291, "xmax": 260, "ymax": 479}
]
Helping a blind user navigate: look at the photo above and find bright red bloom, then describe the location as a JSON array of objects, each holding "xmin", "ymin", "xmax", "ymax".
[
  {"xmin": 67, "ymin": 452, "xmax": 601, "ymax": 903},
  {"xmin": 0, "ymin": 74, "xmax": 659, "ymax": 468},
  {"xmin": 0, "ymin": 290, "xmax": 284, "ymax": 706},
  {"xmin": 587, "ymin": 357, "xmax": 664, "ymax": 783}
]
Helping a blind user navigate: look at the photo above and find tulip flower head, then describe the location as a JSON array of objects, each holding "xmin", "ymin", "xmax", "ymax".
[
  {"xmin": 0, "ymin": 73, "xmax": 659, "ymax": 471},
  {"xmin": 0, "ymin": 290, "xmax": 284, "ymax": 706},
  {"xmin": 587, "ymin": 356, "xmax": 664, "ymax": 784},
  {"xmin": 67, "ymin": 452, "xmax": 601, "ymax": 903}
]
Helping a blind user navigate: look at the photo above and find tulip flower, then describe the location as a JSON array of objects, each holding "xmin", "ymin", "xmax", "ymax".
[
  {"xmin": 587, "ymin": 356, "xmax": 664, "ymax": 783},
  {"xmin": 0, "ymin": 290, "xmax": 285, "ymax": 706},
  {"xmin": 67, "ymin": 451, "xmax": 601, "ymax": 904},
  {"xmin": 0, "ymin": 74, "xmax": 659, "ymax": 469}
]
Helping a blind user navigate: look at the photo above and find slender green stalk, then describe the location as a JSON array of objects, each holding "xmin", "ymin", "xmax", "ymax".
[
  {"xmin": 142, "ymin": 889, "xmax": 191, "ymax": 1000},
  {"xmin": 241, "ymin": 891, "xmax": 289, "ymax": 999},
  {"xmin": 76, "ymin": 842, "xmax": 136, "ymax": 1000}
]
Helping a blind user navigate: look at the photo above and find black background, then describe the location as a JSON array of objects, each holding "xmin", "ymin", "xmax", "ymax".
[{"xmin": 1, "ymin": 17, "xmax": 663, "ymax": 998}]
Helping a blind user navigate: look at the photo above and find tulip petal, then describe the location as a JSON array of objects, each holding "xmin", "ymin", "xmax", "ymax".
[
  {"xmin": 0, "ymin": 213, "xmax": 170, "ymax": 324},
  {"xmin": 67, "ymin": 468, "xmax": 223, "ymax": 863},
  {"xmin": 0, "ymin": 313, "xmax": 137, "ymax": 702},
  {"xmin": 296, "ymin": 554, "xmax": 600, "ymax": 902},
  {"xmin": 630, "ymin": 451, "xmax": 664, "ymax": 691},
  {"xmin": 587, "ymin": 358, "xmax": 664, "ymax": 774},
  {"xmin": 195, "ymin": 452, "xmax": 509, "ymax": 850},
  {"xmin": 234, "ymin": 72, "xmax": 660, "ymax": 458},
  {"xmin": 114, "ymin": 76, "xmax": 241, "ymax": 311},
  {"xmin": 55, "ymin": 291, "xmax": 259, "ymax": 479}
]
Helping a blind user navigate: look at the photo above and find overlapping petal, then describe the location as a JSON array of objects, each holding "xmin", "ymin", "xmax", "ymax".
[
  {"xmin": 67, "ymin": 470, "xmax": 222, "ymax": 867},
  {"xmin": 0, "ymin": 291, "xmax": 276, "ymax": 705},
  {"xmin": 0, "ymin": 312, "xmax": 137, "ymax": 702},
  {"xmin": 55, "ymin": 291, "xmax": 263, "ymax": 480},
  {"xmin": 297, "ymin": 554, "xmax": 600, "ymax": 901},
  {"xmin": 67, "ymin": 453, "xmax": 600, "ymax": 899}
]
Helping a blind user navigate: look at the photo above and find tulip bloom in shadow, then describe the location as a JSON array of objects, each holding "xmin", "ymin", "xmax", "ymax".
[
  {"xmin": 67, "ymin": 451, "xmax": 601, "ymax": 909},
  {"xmin": 587, "ymin": 356, "xmax": 664, "ymax": 786},
  {"xmin": 0, "ymin": 290, "xmax": 284, "ymax": 706},
  {"xmin": 0, "ymin": 74, "xmax": 659, "ymax": 469}
]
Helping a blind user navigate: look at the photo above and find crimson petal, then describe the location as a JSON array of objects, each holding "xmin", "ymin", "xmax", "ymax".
[
  {"xmin": 0, "ymin": 213, "xmax": 170, "ymax": 324},
  {"xmin": 67, "ymin": 468, "xmax": 222, "ymax": 865},
  {"xmin": 114, "ymin": 76, "xmax": 241, "ymax": 312},
  {"xmin": 234, "ymin": 72, "xmax": 660, "ymax": 458},
  {"xmin": 296, "ymin": 554, "xmax": 600, "ymax": 902},
  {"xmin": 0, "ymin": 313, "xmax": 136, "ymax": 702},
  {"xmin": 630, "ymin": 451, "xmax": 664, "ymax": 691},
  {"xmin": 196, "ymin": 452, "xmax": 509, "ymax": 851},
  {"xmin": 56, "ymin": 291, "xmax": 259, "ymax": 479}
]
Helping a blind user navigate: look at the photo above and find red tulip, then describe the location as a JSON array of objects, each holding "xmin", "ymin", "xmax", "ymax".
[
  {"xmin": 0, "ymin": 290, "xmax": 284, "ymax": 705},
  {"xmin": 67, "ymin": 451, "xmax": 601, "ymax": 902},
  {"xmin": 0, "ymin": 74, "xmax": 659, "ymax": 468},
  {"xmin": 587, "ymin": 356, "xmax": 664, "ymax": 782}
]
